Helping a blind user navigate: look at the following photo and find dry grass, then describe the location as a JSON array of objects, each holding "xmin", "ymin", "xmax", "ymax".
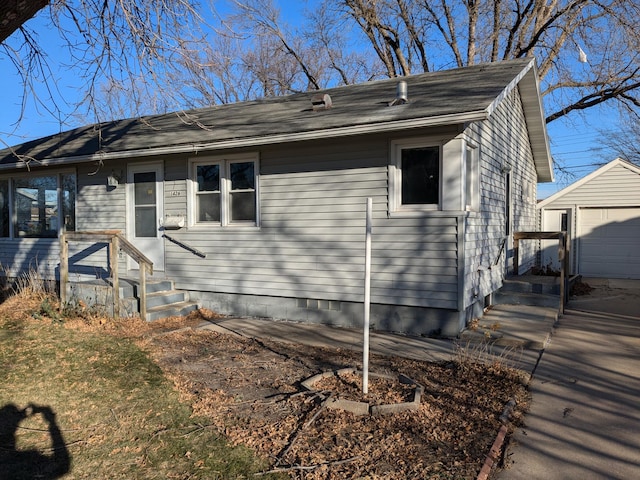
[{"xmin": 0, "ymin": 290, "xmax": 281, "ymax": 480}]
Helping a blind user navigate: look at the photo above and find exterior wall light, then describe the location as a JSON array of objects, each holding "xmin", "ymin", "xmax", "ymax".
[{"xmin": 107, "ymin": 170, "xmax": 122, "ymax": 187}]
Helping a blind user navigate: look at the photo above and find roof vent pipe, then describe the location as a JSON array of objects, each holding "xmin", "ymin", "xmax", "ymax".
[
  {"xmin": 311, "ymin": 93, "xmax": 332, "ymax": 111},
  {"xmin": 389, "ymin": 80, "xmax": 408, "ymax": 106}
]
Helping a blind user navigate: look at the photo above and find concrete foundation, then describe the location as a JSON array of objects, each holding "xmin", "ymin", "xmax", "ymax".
[{"xmin": 188, "ymin": 290, "xmax": 463, "ymax": 337}]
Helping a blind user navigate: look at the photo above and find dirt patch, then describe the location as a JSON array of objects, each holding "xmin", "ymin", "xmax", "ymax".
[
  {"xmin": 142, "ymin": 314, "xmax": 530, "ymax": 479},
  {"xmin": 571, "ymin": 280, "xmax": 594, "ymax": 296}
]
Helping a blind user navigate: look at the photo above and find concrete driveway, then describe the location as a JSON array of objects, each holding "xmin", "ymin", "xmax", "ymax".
[{"xmin": 497, "ymin": 278, "xmax": 640, "ymax": 479}]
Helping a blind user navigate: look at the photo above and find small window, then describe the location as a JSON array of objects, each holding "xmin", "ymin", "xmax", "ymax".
[
  {"xmin": 190, "ymin": 155, "xmax": 258, "ymax": 227},
  {"xmin": 464, "ymin": 144, "xmax": 479, "ymax": 211},
  {"xmin": 401, "ymin": 147, "xmax": 440, "ymax": 205},
  {"xmin": 390, "ymin": 139, "xmax": 442, "ymax": 212}
]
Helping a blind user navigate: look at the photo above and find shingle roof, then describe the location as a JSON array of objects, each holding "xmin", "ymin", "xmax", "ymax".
[{"xmin": 0, "ymin": 58, "xmax": 552, "ymax": 180}]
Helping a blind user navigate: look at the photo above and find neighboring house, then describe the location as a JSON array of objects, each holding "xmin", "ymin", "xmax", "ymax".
[
  {"xmin": 0, "ymin": 58, "xmax": 553, "ymax": 336},
  {"xmin": 538, "ymin": 158, "xmax": 640, "ymax": 280}
]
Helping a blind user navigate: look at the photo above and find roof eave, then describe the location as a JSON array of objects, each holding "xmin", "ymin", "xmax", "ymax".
[
  {"xmin": 487, "ymin": 59, "xmax": 553, "ymax": 183},
  {"xmin": 519, "ymin": 63, "xmax": 554, "ymax": 183},
  {"xmin": 0, "ymin": 110, "xmax": 488, "ymax": 171}
]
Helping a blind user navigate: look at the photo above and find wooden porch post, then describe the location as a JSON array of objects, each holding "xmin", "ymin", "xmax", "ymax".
[
  {"xmin": 513, "ymin": 237, "xmax": 520, "ymax": 275},
  {"xmin": 59, "ymin": 231, "xmax": 68, "ymax": 306},
  {"xmin": 110, "ymin": 234, "xmax": 120, "ymax": 318},
  {"xmin": 559, "ymin": 233, "xmax": 566, "ymax": 314},
  {"xmin": 139, "ymin": 262, "xmax": 147, "ymax": 321}
]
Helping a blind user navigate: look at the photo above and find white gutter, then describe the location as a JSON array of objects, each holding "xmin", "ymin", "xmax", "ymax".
[{"xmin": 0, "ymin": 110, "xmax": 488, "ymax": 170}]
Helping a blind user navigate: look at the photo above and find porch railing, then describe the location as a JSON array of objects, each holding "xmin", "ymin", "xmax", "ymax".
[
  {"xmin": 60, "ymin": 230, "xmax": 154, "ymax": 319},
  {"xmin": 513, "ymin": 231, "xmax": 569, "ymax": 313}
]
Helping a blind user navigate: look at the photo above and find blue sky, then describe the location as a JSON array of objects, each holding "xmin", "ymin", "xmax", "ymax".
[{"xmin": 0, "ymin": 5, "xmax": 620, "ymax": 200}]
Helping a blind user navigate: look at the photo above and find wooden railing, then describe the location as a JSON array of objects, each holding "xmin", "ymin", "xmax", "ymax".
[
  {"xmin": 513, "ymin": 231, "xmax": 569, "ymax": 313},
  {"xmin": 60, "ymin": 230, "xmax": 154, "ymax": 319}
]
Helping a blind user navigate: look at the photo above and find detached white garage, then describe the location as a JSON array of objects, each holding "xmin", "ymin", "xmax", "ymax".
[{"xmin": 538, "ymin": 158, "xmax": 640, "ymax": 280}]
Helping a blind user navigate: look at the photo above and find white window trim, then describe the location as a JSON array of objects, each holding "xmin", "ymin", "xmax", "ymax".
[
  {"xmin": 389, "ymin": 137, "xmax": 444, "ymax": 215},
  {"xmin": 188, "ymin": 153, "xmax": 260, "ymax": 228}
]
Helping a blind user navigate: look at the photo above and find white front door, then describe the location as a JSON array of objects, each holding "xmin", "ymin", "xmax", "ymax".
[{"xmin": 127, "ymin": 162, "xmax": 164, "ymax": 272}]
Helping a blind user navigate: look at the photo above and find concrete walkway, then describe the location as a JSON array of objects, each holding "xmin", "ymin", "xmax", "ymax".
[
  {"xmin": 497, "ymin": 279, "xmax": 640, "ymax": 479},
  {"xmin": 200, "ymin": 302, "xmax": 558, "ymax": 374}
]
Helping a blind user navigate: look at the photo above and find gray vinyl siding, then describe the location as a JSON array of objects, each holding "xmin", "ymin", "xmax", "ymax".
[
  {"xmin": 163, "ymin": 135, "xmax": 460, "ymax": 310},
  {"xmin": 540, "ymin": 163, "xmax": 640, "ymax": 208},
  {"xmin": 69, "ymin": 161, "xmax": 128, "ymax": 276},
  {"xmin": 76, "ymin": 161, "xmax": 127, "ymax": 231},
  {"xmin": 462, "ymin": 88, "xmax": 538, "ymax": 314},
  {"xmin": 0, "ymin": 238, "xmax": 60, "ymax": 279}
]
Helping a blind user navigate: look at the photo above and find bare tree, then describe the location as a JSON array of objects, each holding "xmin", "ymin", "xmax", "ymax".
[
  {"xmin": 170, "ymin": 0, "xmax": 379, "ymax": 106},
  {"xmin": 327, "ymin": 0, "xmax": 640, "ymax": 124},
  {"xmin": 602, "ymin": 111, "xmax": 640, "ymax": 165},
  {"xmin": 3, "ymin": 0, "xmax": 638, "ymax": 135},
  {"xmin": 2, "ymin": 0, "xmax": 207, "ymax": 127}
]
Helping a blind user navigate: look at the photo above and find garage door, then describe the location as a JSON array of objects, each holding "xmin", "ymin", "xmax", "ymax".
[{"xmin": 579, "ymin": 208, "xmax": 640, "ymax": 279}]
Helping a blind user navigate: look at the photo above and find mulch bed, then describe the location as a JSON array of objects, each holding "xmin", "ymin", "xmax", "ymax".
[{"xmin": 141, "ymin": 311, "xmax": 530, "ymax": 479}]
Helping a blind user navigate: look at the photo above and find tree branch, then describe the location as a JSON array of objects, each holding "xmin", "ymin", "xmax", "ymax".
[{"xmin": 546, "ymin": 80, "xmax": 640, "ymax": 122}]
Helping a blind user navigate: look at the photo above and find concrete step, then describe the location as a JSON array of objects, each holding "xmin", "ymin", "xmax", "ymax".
[
  {"xmin": 141, "ymin": 280, "xmax": 175, "ymax": 295},
  {"xmin": 501, "ymin": 277, "xmax": 560, "ymax": 295},
  {"xmin": 120, "ymin": 277, "xmax": 198, "ymax": 321},
  {"xmin": 146, "ymin": 289, "xmax": 188, "ymax": 309},
  {"xmin": 66, "ymin": 277, "xmax": 198, "ymax": 321},
  {"xmin": 493, "ymin": 290, "xmax": 560, "ymax": 309},
  {"xmin": 460, "ymin": 304, "xmax": 558, "ymax": 350},
  {"xmin": 106, "ymin": 278, "xmax": 174, "ymax": 297},
  {"xmin": 145, "ymin": 300, "xmax": 199, "ymax": 321}
]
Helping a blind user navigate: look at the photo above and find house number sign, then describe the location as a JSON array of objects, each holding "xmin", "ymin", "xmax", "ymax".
[{"xmin": 169, "ymin": 191, "xmax": 185, "ymax": 197}]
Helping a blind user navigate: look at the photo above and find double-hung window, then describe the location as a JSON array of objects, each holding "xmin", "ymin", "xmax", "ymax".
[
  {"xmin": 190, "ymin": 154, "xmax": 258, "ymax": 227},
  {"xmin": 390, "ymin": 138, "xmax": 442, "ymax": 213}
]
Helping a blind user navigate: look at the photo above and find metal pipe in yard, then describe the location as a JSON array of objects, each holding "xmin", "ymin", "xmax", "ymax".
[{"xmin": 363, "ymin": 197, "xmax": 372, "ymax": 394}]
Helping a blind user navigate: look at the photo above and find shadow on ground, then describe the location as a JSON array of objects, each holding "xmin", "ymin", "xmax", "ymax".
[{"xmin": 0, "ymin": 403, "xmax": 70, "ymax": 480}]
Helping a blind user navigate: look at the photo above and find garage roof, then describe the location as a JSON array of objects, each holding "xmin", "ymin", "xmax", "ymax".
[{"xmin": 538, "ymin": 158, "xmax": 640, "ymax": 208}]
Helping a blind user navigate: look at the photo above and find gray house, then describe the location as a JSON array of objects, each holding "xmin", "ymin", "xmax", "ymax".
[
  {"xmin": 538, "ymin": 158, "xmax": 640, "ymax": 279},
  {"xmin": 0, "ymin": 58, "xmax": 553, "ymax": 336}
]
